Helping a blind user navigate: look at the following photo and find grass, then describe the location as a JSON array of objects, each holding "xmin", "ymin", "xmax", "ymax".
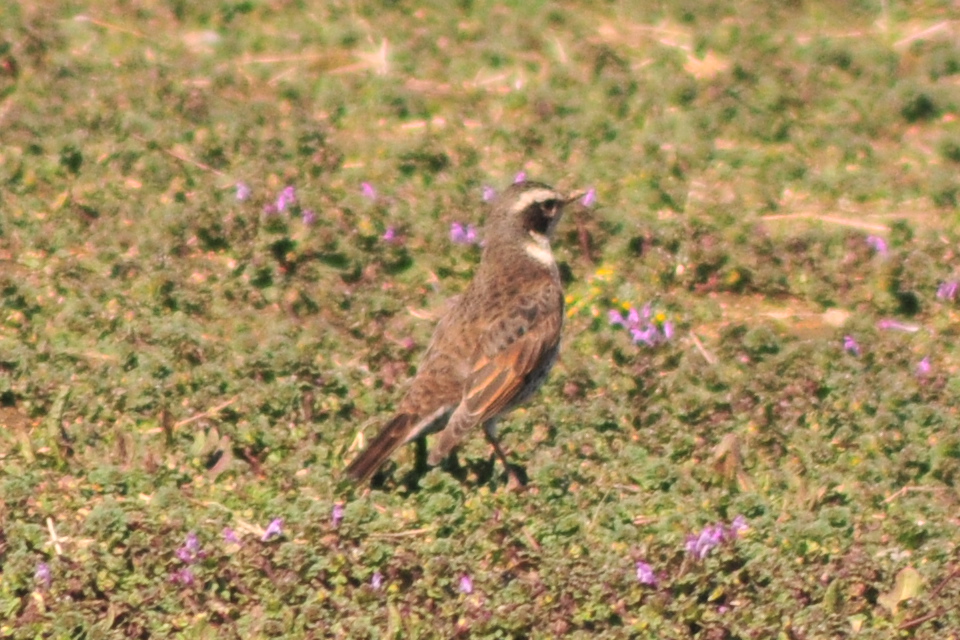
[{"xmin": 2, "ymin": 0, "xmax": 960, "ymax": 637}]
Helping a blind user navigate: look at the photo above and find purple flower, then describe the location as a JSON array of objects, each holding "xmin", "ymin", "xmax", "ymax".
[
  {"xmin": 263, "ymin": 203, "xmax": 279, "ymax": 215},
  {"xmin": 170, "ymin": 568, "xmax": 195, "ymax": 586},
  {"xmin": 371, "ymin": 571, "xmax": 384, "ymax": 590},
  {"xmin": 843, "ymin": 335, "xmax": 861, "ymax": 356},
  {"xmin": 361, "ymin": 182, "xmax": 377, "ymax": 200},
  {"xmin": 302, "ymin": 209, "xmax": 316, "ymax": 225},
  {"xmin": 458, "ymin": 574, "xmax": 473, "ymax": 594},
  {"xmin": 332, "ymin": 504, "xmax": 344, "ymax": 528},
  {"xmin": 631, "ymin": 325, "xmax": 660, "ymax": 346},
  {"xmin": 917, "ymin": 356, "xmax": 932, "ymax": 377},
  {"xmin": 222, "ymin": 527, "xmax": 240, "ymax": 544},
  {"xmin": 170, "ymin": 534, "xmax": 203, "ymax": 586},
  {"xmin": 235, "ymin": 182, "xmax": 251, "ymax": 202},
  {"xmin": 686, "ymin": 518, "xmax": 748, "ymax": 560},
  {"xmin": 450, "ymin": 222, "xmax": 479, "ymax": 245},
  {"xmin": 937, "ymin": 280, "xmax": 959, "ymax": 301},
  {"xmin": 262, "ymin": 518, "xmax": 283, "ymax": 541},
  {"xmin": 686, "ymin": 524, "xmax": 726, "ymax": 560},
  {"xmin": 581, "ymin": 188, "xmax": 596, "ymax": 207},
  {"xmin": 635, "ymin": 561, "xmax": 657, "ymax": 586},
  {"xmin": 35, "ymin": 563, "xmax": 52, "ymax": 589},
  {"xmin": 482, "ymin": 186, "xmax": 496, "ymax": 202},
  {"xmin": 728, "ymin": 515, "xmax": 748, "ymax": 537},
  {"xmin": 662, "ymin": 321, "xmax": 675, "ymax": 340},
  {"xmin": 176, "ymin": 532, "xmax": 204, "ymax": 564},
  {"xmin": 876, "ymin": 318, "xmax": 919, "ymax": 332},
  {"xmin": 866, "ymin": 235, "xmax": 888, "ymax": 256},
  {"xmin": 609, "ymin": 305, "xmax": 673, "ymax": 347},
  {"xmin": 276, "ymin": 186, "xmax": 297, "ymax": 212},
  {"xmin": 514, "ymin": 172, "xmax": 526, "ymax": 183},
  {"xmin": 382, "ymin": 226, "xmax": 398, "ymax": 243}
]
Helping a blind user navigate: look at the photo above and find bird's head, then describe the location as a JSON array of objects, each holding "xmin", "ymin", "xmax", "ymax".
[{"xmin": 484, "ymin": 181, "xmax": 583, "ymax": 252}]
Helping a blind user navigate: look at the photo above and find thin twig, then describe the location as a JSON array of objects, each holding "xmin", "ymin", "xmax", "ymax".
[
  {"xmin": 46, "ymin": 517, "xmax": 63, "ymax": 556},
  {"xmin": 883, "ymin": 485, "xmax": 943, "ymax": 504},
  {"xmin": 586, "ymin": 486, "xmax": 613, "ymax": 533},
  {"xmin": 267, "ymin": 67, "xmax": 298, "ymax": 87},
  {"xmin": 929, "ymin": 565, "xmax": 960, "ymax": 599},
  {"xmin": 760, "ymin": 213, "xmax": 888, "ymax": 233},
  {"xmin": 899, "ymin": 604, "xmax": 958, "ymax": 631},
  {"xmin": 74, "ymin": 14, "xmax": 152, "ymax": 40},
  {"xmin": 239, "ymin": 53, "xmax": 333, "ymax": 65},
  {"xmin": 894, "ymin": 21, "xmax": 951, "ymax": 49},
  {"xmin": 326, "ymin": 61, "xmax": 378, "ymax": 75},
  {"xmin": 690, "ymin": 332, "xmax": 718, "ymax": 365},
  {"xmin": 369, "ymin": 527, "xmax": 436, "ymax": 539},
  {"xmin": 521, "ymin": 526, "xmax": 542, "ymax": 552},
  {"xmin": 899, "ymin": 611, "xmax": 939, "ymax": 630},
  {"xmin": 133, "ymin": 135, "xmax": 227, "ymax": 177},
  {"xmin": 328, "ymin": 39, "xmax": 389, "ymax": 76},
  {"xmin": 59, "ymin": 349, "xmax": 121, "ymax": 363},
  {"xmin": 174, "ymin": 396, "xmax": 239, "ymax": 430}
]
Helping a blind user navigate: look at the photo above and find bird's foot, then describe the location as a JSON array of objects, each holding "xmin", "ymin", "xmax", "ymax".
[{"xmin": 503, "ymin": 462, "xmax": 528, "ymax": 491}]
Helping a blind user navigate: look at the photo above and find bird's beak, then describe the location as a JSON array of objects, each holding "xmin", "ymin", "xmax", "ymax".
[{"xmin": 564, "ymin": 190, "xmax": 587, "ymax": 206}]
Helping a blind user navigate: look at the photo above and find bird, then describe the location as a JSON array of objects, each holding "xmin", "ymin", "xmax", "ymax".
[{"xmin": 345, "ymin": 180, "xmax": 581, "ymax": 485}]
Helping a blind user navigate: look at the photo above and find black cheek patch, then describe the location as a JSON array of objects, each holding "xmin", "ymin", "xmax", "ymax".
[{"xmin": 523, "ymin": 201, "xmax": 559, "ymax": 235}]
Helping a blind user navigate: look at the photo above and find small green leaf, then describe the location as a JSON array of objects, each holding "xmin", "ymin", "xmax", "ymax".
[
  {"xmin": 878, "ymin": 566, "xmax": 922, "ymax": 614},
  {"xmin": 707, "ymin": 585, "xmax": 725, "ymax": 602},
  {"xmin": 848, "ymin": 614, "xmax": 867, "ymax": 634}
]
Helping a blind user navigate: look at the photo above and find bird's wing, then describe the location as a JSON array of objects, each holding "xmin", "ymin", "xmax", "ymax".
[
  {"xmin": 428, "ymin": 287, "xmax": 563, "ymax": 462},
  {"xmin": 468, "ymin": 285, "xmax": 564, "ymax": 418},
  {"xmin": 463, "ymin": 318, "xmax": 558, "ymax": 419}
]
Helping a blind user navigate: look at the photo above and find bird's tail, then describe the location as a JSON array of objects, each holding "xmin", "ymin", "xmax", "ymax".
[{"xmin": 345, "ymin": 413, "xmax": 416, "ymax": 484}]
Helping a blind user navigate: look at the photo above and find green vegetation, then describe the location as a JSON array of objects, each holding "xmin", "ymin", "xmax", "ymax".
[{"xmin": 2, "ymin": 1, "xmax": 960, "ymax": 637}]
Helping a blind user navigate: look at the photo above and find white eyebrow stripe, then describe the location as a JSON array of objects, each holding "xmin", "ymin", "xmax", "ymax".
[{"xmin": 509, "ymin": 188, "xmax": 562, "ymax": 214}]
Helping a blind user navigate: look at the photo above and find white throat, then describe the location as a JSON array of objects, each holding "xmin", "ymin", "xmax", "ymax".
[{"xmin": 524, "ymin": 230, "xmax": 555, "ymax": 266}]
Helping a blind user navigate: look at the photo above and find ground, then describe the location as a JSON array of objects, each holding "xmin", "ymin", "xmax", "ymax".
[{"xmin": 2, "ymin": 1, "xmax": 960, "ymax": 637}]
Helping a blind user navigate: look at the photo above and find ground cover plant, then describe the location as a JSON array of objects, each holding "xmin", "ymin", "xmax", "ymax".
[{"xmin": 2, "ymin": 0, "xmax": 960, "ymax": 637}]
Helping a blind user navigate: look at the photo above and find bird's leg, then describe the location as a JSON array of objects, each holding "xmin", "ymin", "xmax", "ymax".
[
  {"xmin": 483, "ymin": 420, "xmax": 525, "ymax": 488},
  {"xmin": 438, "ymin": 448, "xmax": 466, "ymax": 481},
  {"xmin": 398, "ymin": 437, "xmax": 431, "ymax": 491},
  {"xmin": 414, "ymin": 436, "xmax": 429, "ymax": 474}
]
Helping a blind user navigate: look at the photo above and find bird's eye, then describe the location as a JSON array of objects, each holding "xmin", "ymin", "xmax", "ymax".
[{"xmin": 524, "ymin": 200, "xmax": 558, "ymax": 234}]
